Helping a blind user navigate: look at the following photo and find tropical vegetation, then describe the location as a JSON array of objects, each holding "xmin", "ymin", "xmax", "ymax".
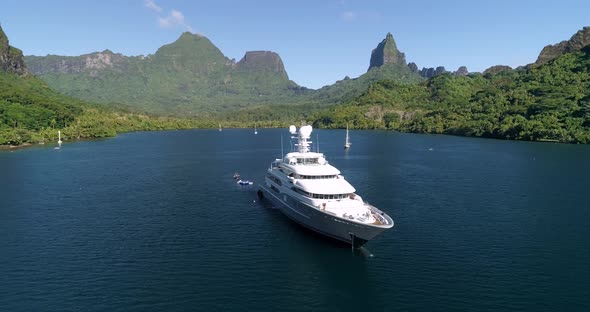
[
  {"xmin": 308, "ymin": 45, "xmax": 590, "ymax": 143},
  {"xmin": 3, "ymin": 26, "xmax": 590, "ymax": 146},
  {"xmin": 0, "ymin": 71, "xmax": 209, "ymax": 146}
]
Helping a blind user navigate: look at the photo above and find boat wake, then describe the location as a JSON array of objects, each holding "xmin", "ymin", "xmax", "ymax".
[{"xmin": 353, "ymin": 246, "xmax": 374, "ymax": 258}]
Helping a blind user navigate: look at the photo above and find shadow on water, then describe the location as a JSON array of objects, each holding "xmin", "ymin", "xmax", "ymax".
[{"xmin": 255, "ymin": 194, "xmax": 377, "ymax": 259}]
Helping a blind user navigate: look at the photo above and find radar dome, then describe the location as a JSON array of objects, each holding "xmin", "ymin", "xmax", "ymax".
[
  {"xmin": 299, "ymin": 125, "xmax": 313, "ymax": 139},
  {"xmin": 289, "ymin": 125, "xmax": 296, "ymax": 134}
]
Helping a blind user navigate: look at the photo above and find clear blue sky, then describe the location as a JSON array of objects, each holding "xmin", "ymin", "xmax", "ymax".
[{"xmin": 1, "ymin": 0, "xmax": 589, "ymax": 89}]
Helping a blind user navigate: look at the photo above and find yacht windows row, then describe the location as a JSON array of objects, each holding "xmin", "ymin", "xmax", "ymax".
[
  {"xmin": 277, "ymin": 169, "xmax": 338, "ymax": 180},
  {"xmin": 296, "ymin": 158, "xmax": 319, "ymax": 164},
  {"xmin": 292, "ymin": 187, "xmax": 353, "ymax": 200},
  {"xmin": 267, "ymin": 174, "xmax": 282, "ymax": 186},
  {"xmin": 286, "ymin": 173, "xmax": 338, "ymax": 179},
  {"xmin": 297, "ymin": 174, "xmax": 338, "ymax": 180}
]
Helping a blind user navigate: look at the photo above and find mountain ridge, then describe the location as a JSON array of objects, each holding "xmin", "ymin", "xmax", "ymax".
[
  {"xmin": 25, "ymin": 32, "xmax": 422, "ymax": 114},
  {"xmin": 536, "ymin": 27, "xmax": 590, "ymax": 65},
  {"xmin": 4, "ymin": 25, "xmax": 590, "ymax": 145},
  {"xmin": 25, "ymin": 32, "xmax": 302, "ymax": 115},
  {"xmin": 0, "ymin": 28, "xmax": 212, "ymax": 146}
]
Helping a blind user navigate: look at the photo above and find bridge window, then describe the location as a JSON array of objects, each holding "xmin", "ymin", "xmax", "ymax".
[{"xmin": 298, "ymin": 175, "xmax": 337, "ymax": 179}]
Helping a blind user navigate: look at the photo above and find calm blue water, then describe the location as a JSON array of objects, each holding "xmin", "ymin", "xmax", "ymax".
[{"xmin": 1, "ymin": 129, "xmax": 589, "ymax": 311}]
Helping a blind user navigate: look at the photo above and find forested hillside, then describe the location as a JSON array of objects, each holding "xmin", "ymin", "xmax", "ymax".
[
  {"xmin": 1, "ymin": 25, "xmax": 210, "ymax": 146},
  {"xmin": 310, "ymin": 46, "xmax": 590, "ymax": 143}
]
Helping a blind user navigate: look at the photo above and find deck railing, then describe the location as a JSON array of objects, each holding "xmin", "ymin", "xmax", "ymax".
[{"xmin": 367, "ymin": 205, "xmax": 391, "ymax": 225}]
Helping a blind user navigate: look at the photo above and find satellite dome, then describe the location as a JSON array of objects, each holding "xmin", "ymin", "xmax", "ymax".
[{"xmin": 299, "ymin": 125, "xmax": 313, "ymax": 139}]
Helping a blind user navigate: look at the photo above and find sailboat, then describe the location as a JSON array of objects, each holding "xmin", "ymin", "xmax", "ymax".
[
  {"xmin": 54, "ymin": 130, "xmax": 62, "ymax": 149},
  {"xmin": 344, "ymin": 124, "xmax": 351, "ymax": 149},
  {"xmin": 254, "ymin": 123, "xmax": 258, "ymax": 135},
  {"xmin": 218, "ymin": 123, "xmax": 222, "ymax": 132}
]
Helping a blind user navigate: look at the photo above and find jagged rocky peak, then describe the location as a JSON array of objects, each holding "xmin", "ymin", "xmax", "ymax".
[
  {"xmin": 536, "ymin": 26, "xmax": 590, "ymax": 65},
  {"xmin": 237, "ymin": 51, "xmax": 287, "ymax": 75},
  {"xmin": 483, "ymin": 65, "xmax": 512, "ymax": 75},
  {"xmin": 419, "ymin": 66, "xmax": 447, "ymax": 79},
  {"xmin": 454, "ymin": 66, "xmax": 469, "ymax": 76},
  {"xmin": 82, "ymin": 49, "xmax": 128, "ymax": 70},
  {"xmin": 368, "ymin": 32, "xmax": 406, "ymax": 71},
  {"xmin": 0, "ymin": 24, "xmax": 29, "ymax": 75}
]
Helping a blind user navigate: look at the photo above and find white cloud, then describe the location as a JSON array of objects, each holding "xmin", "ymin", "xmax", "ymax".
[
  {"xmin": 157, "ymin": 9, "xmax": 193, "ymax": 31},
  {"xmin": 340, "ymin": 11, "xmax": 356, "ymax": 22},
  {"xmin": 144, "ymin": 0, "xmax": 162, "ymax": 13},
  {"xmin": 158, "ymin": 10, "xmax": 183, "ymax": 28},
  {"xmin": 144, "ymin": 0, "xmax": 194, "ymax": 33}
]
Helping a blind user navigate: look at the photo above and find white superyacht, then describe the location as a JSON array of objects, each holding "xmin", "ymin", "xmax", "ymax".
[{"xmin": 257, "ymin": 125, "xmax": 393, "ymax": 247}]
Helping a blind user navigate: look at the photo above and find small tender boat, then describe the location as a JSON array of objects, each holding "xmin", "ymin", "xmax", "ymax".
[
  {"xmin": 237, "ymin": 180, "xmax": 253, "ymax": 185},
  {"xmin": 233, "ymin": 172, "xmax": 241, "ymax": 180}
]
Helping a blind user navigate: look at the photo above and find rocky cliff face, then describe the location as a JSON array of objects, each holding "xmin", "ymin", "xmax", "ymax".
[
  {"xmin": 483, "ymin": 65, "xmax": 512, "ymax": 75},
  {"xmin": 236, "ymin": 51, "xmax": 288, "ymax": 77},
  {"xmin": 536, "ymin": 27, "xmax": 590, "ymax": 64},
  {"xmin": 26, "ymin": 50, "xmax": 132, "ymax": 76},
  {"xmin": 453, "ymin": 66, "xmax": 469, "ymax": 76},
  {"xmin": 407, "ymin": 62, "xmax": 418, "ymax": 74},
  {"xmin": 420, "ymin": 66, "xmax": 447, "ymax": 78},
  {"xmin": 26, "ymin": 32, "xmax": 233, "ymax": 76},
  {"xmin": 25, "ymin": 33, "xmax": 291, "ymax": 79},
  {"xmin": 408, "ymin": 62, "xmax": 467, "ymax": 78},
  {"xmin": 0, "ymin": 25, "xmax": 28, "ymax": 75},
  {"xmin": 368, "ymin": 32, "xmax": 406, "ymax": 70}
]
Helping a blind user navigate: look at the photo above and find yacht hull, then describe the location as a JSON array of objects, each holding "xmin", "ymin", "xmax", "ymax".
[{"xmin": 258, "ymin": 184, "xmax": 390, "ymax": 247}]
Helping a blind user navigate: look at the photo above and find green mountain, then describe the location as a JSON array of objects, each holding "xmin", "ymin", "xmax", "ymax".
[
  {"xmin": 0, "ymin": 24, "xmax": 84, "ymax": 144},
  {"xmin": 25, "ymin": 32, "xmax": 422, "ymax": 115},
  {"xmin": 7, "ymin": 24, "xmax": 590, "ymax": 144},
  {"xmin": 216, "ymin": 33, "xmax": 423, "ymax": 125},
  {"xmin": 260, "ymin": 33, "xmax": 423, "ymax": 115},
  {"xmin": 308, "ymin": 63, "xmax": 421, "ymax": 107},
  {"xmin": 25, "ymin": 32, "xmax": 304, "ymax": 115},
  {"xmin": 253, "ymin": 33, "xmax": 423, "ymax": 113},
  {"xmin": 304, "ymin": 32, "xmax": 421, "ymax": 106},
  {"xmin": 310, "ymin": 31, "xmax": 590, "ymax": 143},
  {"xmin": 0, "ymin": 26, "xmax": 209, "ymax": 146}
]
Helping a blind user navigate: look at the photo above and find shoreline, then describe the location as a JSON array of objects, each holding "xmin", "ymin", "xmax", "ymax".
[
  {"xmin": 1, "ymin": 127, "xmax": 585, "ymax": 152},
  {"xmin": 0, "ymin": 142, "xmax": 32, "ymax": 151}
]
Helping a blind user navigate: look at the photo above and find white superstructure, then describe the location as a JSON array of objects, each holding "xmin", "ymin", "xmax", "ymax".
[{"xmin": 257, "ymin": 125, "xmax": 393, "ymax": 247}]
